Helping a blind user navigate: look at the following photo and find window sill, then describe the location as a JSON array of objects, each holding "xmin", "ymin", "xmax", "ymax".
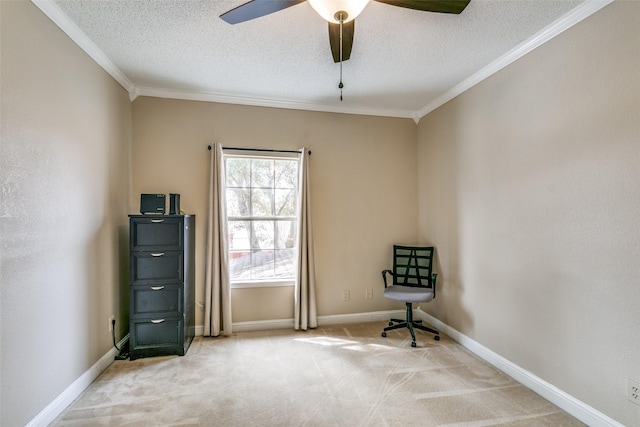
[{"xmin": 231, "ymin": 280, "xmax": 295, "ymax": 289}]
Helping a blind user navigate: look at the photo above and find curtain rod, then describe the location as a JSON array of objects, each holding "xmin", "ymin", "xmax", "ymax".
[{"xmin": 208, "ymin": 145, "xmax": 311, "ymax": 155}]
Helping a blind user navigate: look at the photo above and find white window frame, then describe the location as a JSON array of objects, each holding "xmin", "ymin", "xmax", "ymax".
[{"xmin": 223, "ymin": 149, "xmax": 300, "ymax": 289}]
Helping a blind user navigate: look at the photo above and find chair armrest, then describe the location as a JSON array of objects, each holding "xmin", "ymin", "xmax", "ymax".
[
  {"xmin": 382, "ymin": 269, "xmax": 394, "ymax": 288},
  {"xmin": 431, "ymin": 273, "xmax": 438, "ymax": 298}
]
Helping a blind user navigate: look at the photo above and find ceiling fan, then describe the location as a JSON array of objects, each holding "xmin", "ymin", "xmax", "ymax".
[{"xmin": 220, "ymin": 1, "xmax": 471, "ymax": 63}]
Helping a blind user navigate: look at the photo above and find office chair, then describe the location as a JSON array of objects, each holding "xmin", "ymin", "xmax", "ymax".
[{"xmin": 381, "ymin": 245, "xmax": 439, "ymax": 347}]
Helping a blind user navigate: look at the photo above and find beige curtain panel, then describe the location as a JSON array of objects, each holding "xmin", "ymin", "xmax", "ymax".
[
  {"xmin": 204, "ymin": 143, "xmax": 232, "ymax": 337},
  {"xmin": 294, "ymin": 148, "xmax": 317, "ymax": 330}
]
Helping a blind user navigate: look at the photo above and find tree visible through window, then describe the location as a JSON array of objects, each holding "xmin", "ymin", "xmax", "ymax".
[{"xmin": 225, "ymin": 154, "xmax": 299, "ymax": 283}]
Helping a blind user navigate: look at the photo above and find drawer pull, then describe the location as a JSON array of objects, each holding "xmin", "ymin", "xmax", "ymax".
[
  {"xmin": 151, "ymin": 319, "xmax": 165, "ymax": 324},
  {"xmin": 150, "ymin": 219, "xmax": 165, "ymax": 223},
  {"xmin": 151, "ymin": 252, "xmax": 165, "ymax": 257},
  {"xmin": 150, "ymin": 286, "xmax": 165, "ymax": 291}
]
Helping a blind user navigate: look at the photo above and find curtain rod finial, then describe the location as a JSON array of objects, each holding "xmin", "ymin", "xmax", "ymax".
[{"xmin": 208, "ymin": 145, "xmax": 212, "ymax": 150}]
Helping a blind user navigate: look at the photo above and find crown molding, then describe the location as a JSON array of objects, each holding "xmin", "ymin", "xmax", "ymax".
[
  {"xmin": 29, "ymin": 0, "xmax": 415, "ymax": 121},
  {"xmin": 415, "ymin": 0, "xmax": 615, "ymax": 122},
  {"xmin": 133, "ymin": 86, "xmax": 417, "ymax": 120},
  {"xmin": 31, "ymin": 0, "xmax": 136, "ymax": 95},
  {"xmin": 33, "ymin": 0, "xmax": 612, "ymax": 124}
]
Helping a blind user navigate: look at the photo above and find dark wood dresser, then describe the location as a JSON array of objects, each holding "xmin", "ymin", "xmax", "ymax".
[{"xmin": 128, "ymin": 215, "xmax": 195, "ymax": 360}]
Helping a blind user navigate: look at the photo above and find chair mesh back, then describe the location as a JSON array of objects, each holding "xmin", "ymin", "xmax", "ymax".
[{"xmin": 393, "ymin": 245, "xmax": 434, "ymax": 287}]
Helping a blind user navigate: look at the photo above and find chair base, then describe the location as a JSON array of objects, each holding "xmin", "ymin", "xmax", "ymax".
[{"xmin": 381, "ymin": 302, "xmax": 440, "ymax": 347}]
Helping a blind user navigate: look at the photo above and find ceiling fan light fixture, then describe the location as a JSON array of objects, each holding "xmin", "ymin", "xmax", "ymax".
[{"xmin": 308, "ymin": 0, "xmax": 371, "ymax": 24}]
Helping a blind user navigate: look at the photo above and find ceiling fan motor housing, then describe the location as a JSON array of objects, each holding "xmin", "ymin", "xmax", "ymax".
[
  {"xmin": 308, "ymin": 0, "xmax": 371, "ymax": 24},
  {"xmin": 334, "ymin": 10, "xmax": 349, "ymax": 21}
]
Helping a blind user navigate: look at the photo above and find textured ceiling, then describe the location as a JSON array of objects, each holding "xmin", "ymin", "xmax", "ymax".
[{"xmin": 41, "ymin": 0, "xmax": 601, "ymax": 119}]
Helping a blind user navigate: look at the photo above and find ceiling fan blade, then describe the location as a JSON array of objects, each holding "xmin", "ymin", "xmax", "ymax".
[
  {"xmin": 373, "ymin": 0, "xmax": 471, "ymax": 14},
  {"xmin": 328, "ymin": 20, "xmax": 355, "ymax": 63},
  {"xmin": 220, "ymin": 0, "xmax": 306, "ymax": 24}
]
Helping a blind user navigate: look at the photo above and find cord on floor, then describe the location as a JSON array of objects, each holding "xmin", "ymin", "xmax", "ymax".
[{"xmin": 112, "ymin": 319, "xmax": 129, "ymax": 360}]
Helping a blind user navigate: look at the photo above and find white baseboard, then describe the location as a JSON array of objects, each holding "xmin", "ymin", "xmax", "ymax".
[
  {"xmin": 26, "ymin": 335, "xmax": 129, "ymax": 427},
  {"xmin": 195, "ymin": 310, "xmax": 405, "ymax": 335},
  {"xmin": 231, "ymin": 318, "xmax": 294, "ymax": 333},
  {"xmin": 317, "ymin": 309, "xmax": 405, "ymax": 326},
  {"xmin": 416, "ymin": 308, "xmax": 623, "ymax": 427},
  {"xmin": 30, "ymin": 309, "xmax": 621, "ymax": 427}
]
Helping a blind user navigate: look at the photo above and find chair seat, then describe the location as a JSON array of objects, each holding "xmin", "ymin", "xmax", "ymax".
[{"xmin": 383, "ymin": 285, "xmax": 434, "ymax": 303}]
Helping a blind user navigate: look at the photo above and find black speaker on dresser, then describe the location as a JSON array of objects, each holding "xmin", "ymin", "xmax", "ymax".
[
  {"xmin": 140, "ymin": 194, "xmax": 166, "ymax": 215},
  {"xmin": 169, "ymin": 193, "xmax": 180, "ymax": 215}
]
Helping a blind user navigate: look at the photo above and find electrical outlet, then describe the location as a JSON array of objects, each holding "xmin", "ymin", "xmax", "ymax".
[
  {"xmin": 365, "ymin": 288, "xmax": 373, "ymax": 299},
  {"xmin": 343, "ymin": 290, "xmax": 350, "ymax": 301},
  {"xmin": 628, "ymin": 379, "xmax": 640, "ymax": 406},
  {"xmin": 108, "ymin": 315, "xmax": 115, "ymax": 332}
]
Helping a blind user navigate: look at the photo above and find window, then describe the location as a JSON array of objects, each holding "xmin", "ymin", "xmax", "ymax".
[{"xmin": 224, "ymin": 152, "xmax": 300, "ymax": 287}]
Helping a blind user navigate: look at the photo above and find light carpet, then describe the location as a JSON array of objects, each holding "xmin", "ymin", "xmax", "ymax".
[{"xmin": 51, "ymin": 322, "xmax": 585, "ymax": 426}]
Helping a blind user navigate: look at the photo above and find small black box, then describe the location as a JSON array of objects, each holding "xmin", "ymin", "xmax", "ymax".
[
  {"xmin": 169, "ymin": 193, "xmax": 180, "ymax": 215},
  {"xmin": 140, "ymin": 194, "xmax": 166, "ymax": 214}
]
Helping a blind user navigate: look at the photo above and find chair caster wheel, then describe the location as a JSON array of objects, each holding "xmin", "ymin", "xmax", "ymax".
[
  {"xmin": 434, "ymin": 335, "xmax": 440, "ymax": 341},
  {"xmin": 411, "ymin": 341, "xmax": 417, "ymax": 348},
  {"xmin": 388, "ymin": 322, "xmax": 394, "ymax": 327},
  {"xmin": 381, "ymin": 332, "xmax": 386, "ymax": 337}
]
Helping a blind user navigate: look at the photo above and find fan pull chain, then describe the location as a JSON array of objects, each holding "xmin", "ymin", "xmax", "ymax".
[{"xmin": 338, "ymin": 12, "xmax": 344, "ymax": 101}]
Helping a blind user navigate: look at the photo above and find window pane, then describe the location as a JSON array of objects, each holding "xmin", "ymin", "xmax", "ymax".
[
  {"xmin": 226, "ymin": 158, "xmax": 250, "ymax": 188},
  {"xmin": 224, "ymin": 153, "xmax": 299, "ymax": 283},
  {"xmin": 275, "ymin": 189, "xmax": 296, "ymax": 216},
  {"xmin": 251, "ymin": 249, "xmax": 274, "ymax": 280},
  {"xmin": 275, "ymin": 160, "xmax": 298, "ymax": 189},
  {"xmin": 227, "ymin": 188, "xmax": 250, "ymax": 217},
  {"xmin": 275, "ymin": 220, "xmax": 296, "ymax": 249},
  {"xmin": 252, "ymin": 220, "xmax": 274, "ymax": 250},
  {"xmin": 228, "ymin": 220, "xmax": 250, "ymax": 250},
  {"xmin": 252, "ymin": 159, "xmax": 273, "ymax": 188},
  {"xmin": 251, "ymin": 188, "xmax": 273, "ymax": 217}
]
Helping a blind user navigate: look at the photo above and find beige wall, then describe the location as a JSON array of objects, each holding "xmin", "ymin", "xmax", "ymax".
[
  {"xmin": 131, "ymin": 97, "xmax": 418, "ymax": 325},
  {"xmin": 4, "ymin": 0, "xmax": 639, "ymax": 425},
  {"xmin": 417, "ymin": 2, "xmax": 640, "ymax": 425},
  {"xmin": 0, "ymin": 1, "xmax": 132, "ymax": 426},
  {"xmin": 131, "ymin": 98, "xmax": 418, "ymax": 324}
]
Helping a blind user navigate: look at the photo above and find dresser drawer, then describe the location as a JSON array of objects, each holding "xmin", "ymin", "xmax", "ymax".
[
  {"xmin": 130, "ymin": 217, "xmax": 184, "ymax": 251},
  {"xmin": 131, "ymin": 284, "xmax": 182, "ymax": 316},
  {"xmin": 131, "ymin": 317, "xmax": 182, "ymax": 347},
  {"xmin": 131, "ymin": 251, "xmax": 184, "ymax": 284}
]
